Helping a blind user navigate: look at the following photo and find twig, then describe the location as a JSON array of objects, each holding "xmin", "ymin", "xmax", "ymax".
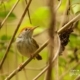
[
  {"xmin": 0, "ymin": 0, "xmax": 20, "ymax": 29},
  {"xmin": 58, "ymin": 13, "xmax": 80, "ymax": 34},
  {"xmin": 25, "ymin": 65, "xmax": 46, "ymax": 70},
  {"xmin": 55, "ymin": 0, "xmax": 62, "ymax": 11},
  {"xmin": 75, "ymin": 75, "xmax": 80, "ymax": 80},
  {"xmin": 25, "ymin": 0, "xmax": 32, "ymax": 24},
  {"xmin": 0, "ymin": 0, "xmax": 32, "ymax": 70},
  {"xmin": 5, "ymin": 40, "xmax": 48, "ymax": 80},
  {"xmin": 60, "ymin": 0, "xmax": 70, "ymax": 28},
  {"xmin": 33, "ymin": 33, "xmax": 61, "ymax": 80},
  {"xmin": 46, "ymin": 0, "xmax": 56, "ymax": 80}
]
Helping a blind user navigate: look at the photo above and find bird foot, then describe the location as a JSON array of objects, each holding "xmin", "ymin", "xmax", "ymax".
[{"xmin": 30, "ymin": 54, "xmax": 35, "ymax": 60}]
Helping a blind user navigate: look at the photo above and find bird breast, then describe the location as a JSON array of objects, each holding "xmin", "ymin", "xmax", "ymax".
[{"xmin": 16, "ymin": 37, "xmax": 38, "ymax": 57}]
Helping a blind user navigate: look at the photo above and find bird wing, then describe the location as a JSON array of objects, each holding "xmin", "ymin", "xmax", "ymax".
[{"xmin": 32, "ymin": 38, "xmax": 39, "ymax": 48}]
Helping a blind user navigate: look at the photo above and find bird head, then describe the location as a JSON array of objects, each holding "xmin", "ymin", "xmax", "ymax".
[{"xmin": 19, "ymin": 26, "xmax": 38, "ymax": 38}]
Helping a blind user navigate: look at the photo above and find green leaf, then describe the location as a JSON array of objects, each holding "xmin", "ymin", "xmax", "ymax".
[
  {"xmin": 71, "ymin": 0, "xmax": 80, "ymax": 4},
  {"xmin": 69, "ymin": 34, "xmax": 80, "ymax": 48},
  {"xmin": 70, "ymin": 0, "xmax": 80, "ymax": 14},
  {"xmin": 27, "ymin": 7, "xmax": 50, "ymax": 28},
  {"xmin": 59, "ymin": 57, "xmax": 67, "ymax": 67},
  {"xmin": 0, "ymin": 52, "xmax": 5, "ymax": 60},
  {"xmin": 1, "ymin": 35, "xmax": 11, "ymax": 40},
  {"xmin": 0, "ymin": 11, "xmax": 16, "ymax": 21},
  {"xmin": 72, "ymin": 4, "xmax": 80, "ymax": 14},
  {"xmin": 58, "ymin": 0, "xmax": 67, "ymax": 13}
]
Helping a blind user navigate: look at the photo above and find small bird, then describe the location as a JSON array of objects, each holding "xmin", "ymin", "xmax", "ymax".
[{"xmin": 15, "ymin": 26, "xmax": 42, "ymax": 60}]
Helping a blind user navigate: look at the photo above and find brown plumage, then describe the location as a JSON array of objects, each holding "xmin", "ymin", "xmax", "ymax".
[{"xmin": 16, "ymin": 27, "xmax": 42, "ymax": 60}]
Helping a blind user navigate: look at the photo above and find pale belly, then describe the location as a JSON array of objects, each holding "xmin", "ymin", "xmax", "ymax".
[{"xmin": 16, "ymin": 38, "xmax": 38, "ymax": 58}]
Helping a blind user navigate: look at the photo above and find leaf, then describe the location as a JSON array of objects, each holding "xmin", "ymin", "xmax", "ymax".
[
  {"xmin": 0, "ymin": 52, "xmax": 5, "ymax": 60},
  {"xmin": 0, "ymin": 0, "xmax": 22, "ymax": 10},
  {"xmin": 70, "ymin": 0, "xmax": 80, "ymax": 14},
  {"xmin": 59, "ymin": 57, "xmax": 67, "ymax": 67},
  {"xmin": 72, "ymin": 4, "xmax": 80, "ymax": 14},
  {"xmin": 0, "ymin": 11, "xmax": 16, "ymax": 21},
  {"xmin": 58, "ymin": 0, "xmax": 67, "ymax": 13},
  {"xmin": 1, "ymin": 35, "xmax": 11, "ymax": 40},
  {"xmin": 69, "ymin": 34, "xmax": 80, "ymax": 48},
  {"xmin": 30, "ymin": 7, "xmax": 50, "ymax": 27},
  {"xmin": 71, "ymin": 0, "xmax": 80, "ymax": 4}
]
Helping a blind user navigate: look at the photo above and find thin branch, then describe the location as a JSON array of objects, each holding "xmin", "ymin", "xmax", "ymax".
[
  {"xmin": 5, "ymin": 40, "xmax": 48, "ymax": 80},
  {"xmin": 55, "ymin": 0, "xmax": 62, "ymax": 11},
  {"xmin": 0, "ymin": 0, "xmax": 20, "ymax": 29},
  {"xmin": 0, "ymin": 0, "xmax": 32, "ymax": 70},
  {"xmin": 25, "ymin": 65, "xmax": 46, "ymax": 70},
  {"xmin": 75, "ymin": 75, "xmax": 80, "ymax": 80},
  {"xmin": 58, "ymin": 13, "xmax": 80, "ymax": 34},
  {"xmin": 33, "ymin": 33, "xmax": 61, "ymax": 80},
  {"xmin": 60, "ymin": 0, "xmax": 70, "ymax": 28},
  {"xmin": 25, "ymin": 0, "xmax": 32, "ymax": 24}
]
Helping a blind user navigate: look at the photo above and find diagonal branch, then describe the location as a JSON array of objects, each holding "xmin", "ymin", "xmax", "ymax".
[
  {"xmin": 25, "ymin": 0, "xmax": 32, "ymax": 24},
  {"xmin": 58, "ymin": 13, "xmax": 80, "ymax": 34},
  {"xmin": 0, "ymin": 0, "xmax": 20, "ymax": 29},
  {"xmin": 0, "ymin": 0, "xmax": 32, "ymax": 70}
]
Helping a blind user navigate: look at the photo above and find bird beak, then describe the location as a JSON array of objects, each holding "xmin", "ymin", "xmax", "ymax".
[{"xmin": 32, "ymin": 26, "xmax": 39, "ymax": 31}]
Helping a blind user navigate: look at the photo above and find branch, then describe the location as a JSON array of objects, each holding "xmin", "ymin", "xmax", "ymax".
[
  {"xmin": 58, "ymin": 13, "xmax": 80, "ymax": 34},
  {"xmin": 60, "ymin": 0, "xmax": 70, "ymax": 28},
  {"xmin": 46, "ymin": 0, "xmax": 56, "ymax": 80},
  {"xmin": 25, "ymin": 65, "xmax": 46, "ymax": 71},
  {"xmin": 0, "ymin": 0, "xmax": 32, "ymax": 70},
  {"xmin": 75, "ymin": 75, "xmax": 80, "ymax": 80},
  {"xmin": 55, "ymin": 0, "xmax": 62, "ymax": 11},
  {"xmin": 25, "ymin": 0, "xmax": 32, "ymax": 24},
  {"xmin": 0, "ymin": 0, "xmax": 20, "ymax": 29}
]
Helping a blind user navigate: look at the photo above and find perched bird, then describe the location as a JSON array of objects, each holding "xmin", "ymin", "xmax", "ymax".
[{"xmin": 16, "ymin": 26, "xmax": 42, "ymax": 60}]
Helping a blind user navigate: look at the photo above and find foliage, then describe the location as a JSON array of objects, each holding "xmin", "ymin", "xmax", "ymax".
[{"xmin": 0, "ymin": 0, "xmax": 80, "ymax": 80}]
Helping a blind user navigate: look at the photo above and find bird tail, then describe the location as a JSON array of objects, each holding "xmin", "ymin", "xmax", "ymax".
[{"xmin": 36, "ymin": 54, "xmax": 42, "ymax": 60}]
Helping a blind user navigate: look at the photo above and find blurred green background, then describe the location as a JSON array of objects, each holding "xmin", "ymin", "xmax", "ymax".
[{"xmin": 0, "ymin": 0, "xmax": 80, "ymax": 80}]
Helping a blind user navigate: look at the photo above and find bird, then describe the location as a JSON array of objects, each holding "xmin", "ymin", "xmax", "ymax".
[{"xmin": 15, "ymin": 26, "xmax": 42, "ymax": 60}]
